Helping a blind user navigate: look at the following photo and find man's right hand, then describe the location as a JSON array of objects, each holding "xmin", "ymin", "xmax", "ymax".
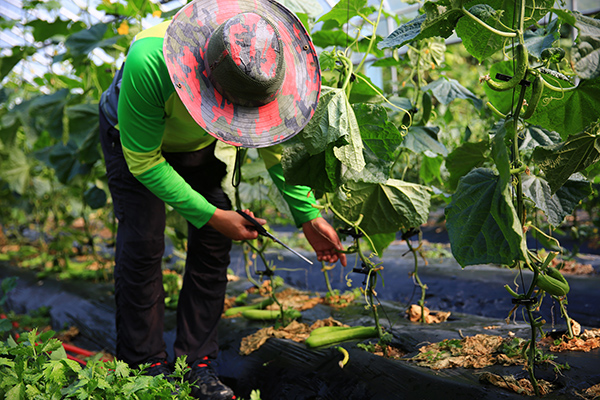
[{"xmin": 207, "ymin": 209, "xmax": 266, "ymax": 241}]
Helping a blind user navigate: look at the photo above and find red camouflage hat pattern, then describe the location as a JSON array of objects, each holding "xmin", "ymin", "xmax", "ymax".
[{"xmin": 163, "ymin": 0, "xmax": 321, "ymax": 148}]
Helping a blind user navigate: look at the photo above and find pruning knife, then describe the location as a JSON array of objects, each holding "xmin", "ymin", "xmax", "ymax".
[{"xmin": 236, "ymin": 210, "xmax": 313, "ymax": 265}]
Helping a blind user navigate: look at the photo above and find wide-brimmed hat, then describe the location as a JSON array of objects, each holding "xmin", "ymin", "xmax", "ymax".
[{"xmin": 163, "ymin": 0, "xmax": 321, "ymax": 148}]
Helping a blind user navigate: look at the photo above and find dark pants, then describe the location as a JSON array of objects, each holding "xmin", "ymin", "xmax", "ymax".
[{"xmin": 99, "ymin": 107, "xmax": 232, "ymax": 367}]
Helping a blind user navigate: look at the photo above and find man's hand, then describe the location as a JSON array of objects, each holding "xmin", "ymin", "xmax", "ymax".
[
  {"xmin": 208, "ymin": 209, "xmax": 266, "ymax": 241},
  {"xmin": 302, "ymin": 217, "xmax": 347, "ymax": 267}
]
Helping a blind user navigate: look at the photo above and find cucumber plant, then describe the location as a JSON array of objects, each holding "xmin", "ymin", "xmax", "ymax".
[{"xmin": 380, "ymin": 0, "xmax": 600, "ymax": 395}]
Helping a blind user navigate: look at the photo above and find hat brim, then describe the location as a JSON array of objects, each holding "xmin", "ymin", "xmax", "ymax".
[{"xmin": 163, "ymin": 0, "xmax": 321, "ymax": 148}]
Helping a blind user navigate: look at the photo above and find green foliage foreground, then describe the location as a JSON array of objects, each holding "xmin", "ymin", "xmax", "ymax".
[{"xmin": 0, "ymin": 330, "xmax": 197, "ymax": 399}]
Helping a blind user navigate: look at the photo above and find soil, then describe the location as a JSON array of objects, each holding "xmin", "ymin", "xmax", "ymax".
[{"xmin": 1, "ymin": 225, "xmax": 600, "ymax": 399}]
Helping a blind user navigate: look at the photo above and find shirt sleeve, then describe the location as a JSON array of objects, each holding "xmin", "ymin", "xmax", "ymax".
[
  {"xmin": 118, "ymin": 36, "xmax": 216, "ymax": 228},
  {"xmin": 259, "ymin": 145, "xmax": 322, "ymax": 227}
]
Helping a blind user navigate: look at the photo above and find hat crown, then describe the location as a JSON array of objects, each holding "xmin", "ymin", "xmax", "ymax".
[{"xmin": 205, "ymin": 13, "xmax": 285, "ymax": 107}]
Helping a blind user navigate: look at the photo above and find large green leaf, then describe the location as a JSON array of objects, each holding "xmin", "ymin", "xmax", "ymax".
[
  {"xmin": 1, "ymin": 147, "xmax": 30, "ymax": 194},
  {"xmin": 420, "ymin": 153, "xmax": 444, "ymax": 186},
  {"xmin": 26, "ymin": 19, "xmax": 81, "ymax": 42},
  {"xmin": 532, "ymin": 122, "xmax": 600, "ymax": 193},
  {"xmin": 349, "ymin": 73, "xmax": 383, "ymax": 104},
  {"xmin": 340, "ymin": 103, "xmax": 404, "ymax": 184},
  {"xmin": 353, "ymin": 103, "xmax": 403, "ymax": 163},
  {"xmin": 523, "ymin": 18, "xmax": 560, "ymax": 59},
  {"xmin": 29, "ymin": 89, "xmax": 70, "ymax": 140},
  {"xmin": 518, "ymin": 125, "xmax": 562, "ymax": 152},
  {"xmin": 83, "ymin": 185, "xmax": 107, "ymax": 209},
  {"xmin": 422, "ymin": 77, "xmax": 483, "ymax": 110},
  {"xmin": 571, "ymin": 12, "xmax": 600, "ymax": 80},
  {"xmin": 445, "ymin": 168, "xmax": 527, "ymax": 267},
  {"xmin": 66, "ymin": 103, "xmax": 101, "ymax": 163},
  {"xmin": 527, "ymin": 76, "xmax": 600, "ymax": 137},
  {"xmin": 378, "ymin": 0, "xmax": 464, "ymax": 50},
  {"xmin": 64, "ymin": 23, "xmax": 119, "ymax": 57},
  {"xmin": 485, "ymin": 64, "xmax": 600, "ymax": 137},
  {"xmin": 445, "ymin": 139, "xmax": 490, "ymax": 190},
  {"xmin": 47, "ymin": 141, "xmax": 93, "ymax": 184},
  {"xmin": 311, "ymin": 30, "xmax": 354, "ymax": 50},
  {"xmin": 317, "ymin": 0, "xmax": 373, "ymax": 25},
  {"xmin": 401, "ymin": 126, "xmax": 447, "ymax": 156},
  {"xmin": 282, "ymin": 139, "xmax": 341, "ymax": 193},
  {"xmin": 333, "ymin": 179, "xmax": 431, "ymax": 235},
  {"xmin": 294, "ymin": 86, "xmax": 356, "ymax": 155},
  {"xmin": 279, "ymin": 0, "xmax": 323, "ymax": 18},
  {"xmin": 455, "ymin": 0, "xmax": 555, "ymax": 61},
  {"xmin": 0, "ymin": 113, "xmax": 21, "ymax": 148},
  {"xmin": 378, "ymin": 13, "xmax": 427, "ymax": 49},
  {"xmin": 0, "ymin": 46, "xmax": 36, "ymax": 81},
  {"xmin": 521, "ymin": 173, "xmax": 592, "ymax": 227}
]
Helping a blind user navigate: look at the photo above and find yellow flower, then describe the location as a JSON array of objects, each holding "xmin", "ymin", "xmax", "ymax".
[
  {"xmin": 152, "ymin": 10, "xmax": 162, "ymax": 18},
  {"xmin": 117, "ymin": 21, "xmax": 129, "ymax": 35}
]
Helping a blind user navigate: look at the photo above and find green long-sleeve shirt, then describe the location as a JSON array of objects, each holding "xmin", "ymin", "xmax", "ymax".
[{"xmin": 100, "ymin": 20, "xmax": 320, "ymax": 228}]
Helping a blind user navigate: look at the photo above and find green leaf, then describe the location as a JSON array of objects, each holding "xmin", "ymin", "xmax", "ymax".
[
  {"xmin": 522, "ymin": 173, "xmax": 592, "ymax": 227},
  {"xmin": 29, "ymin": 89, "xmax": 70, "ymax": 140},
  {"xmin": 0, "ymin": 47, "xmax": 36, "ymax": 81},
  {"xmin": 349, "ymin": 73, "xmax": 382, "ymax": 104},
  {"xmin": 2, "ymin": 147, "xmax": 30, "ymax": 194},
  {"xmin": 571, "ymin": 12, "xmax": 600, "ymax": 80},
  {"xmin": 353, "ymin": 103, "xmax": 404, "ymax": 163},
  {"xmin": 84, "ymin": 186, "xmax": 107, "ymax": 209},
  {"xmin": 367, "ymin": 232, "xmax": 396, "ymax": 257},
  {"xmin": 278, "ymin": 0, "xmax": 323, "ymax": 18},
  {"xmin": 445, "ymin": 139, "xmax": 490, "ymax": 190},
  {"xmin": 311, "ymin": 30, "xmax": 353, "ymax": 49},
  {"xmin": 333, "ymin": 179, "xmax": 431, "ymax": 235},
  {"xmin": 378, "ymin": 0, "xmax": 465, "ymax": 50},
  {"xmin": 6, "ymin": 382, "xmax": 24, "ymax": 400},
  {"xmin": 527, "ymin": 76, "xmax": 600, "ymax": 137},
  {"xmin": 282, "ymin": 140, "xmax": 341, "ymax": 193},
  {"xmin": 445, "ymin": 168, "xmax": 527, "ymax": 267},
  {"xmin": 47, "ymin": 141, "xmax": 93, "ymax": 184},
  {"xmin": 418, "ymin": 0, "xmax": 466, "ymax": 41},
  {"xmin": 378, "ymin": 13, "xmax": 427, "ymax": 49},
  {"xmin": 532, "ymin": 122, "xmax": 600, "ymax": 193},
  {"xmin": 65, "ymin": 23, "xmax": 118, "ymax": 57},
  {"xmin": 456, "ymin": 0, "xmax": 554, "ymax": 61},
  {"xmin": 26, "ymin": 19, "xmax": 79, "ymax": 42},
  {"xmin": 519, "ymin": 125, "xmax": 562, "ymax": 151},
  {"xmin": 523, "ymin": 18, "xmax": 560, "ymax": 59},
  {"xmin": 336, "ymin": 103, "xmax": 403, "ymax": 184},
  {"xmin": 318, "ymin": 0, "xmax": 368, "ymax": 25},
  {"xmin": 401, "ymin": 126, "xmax": 447, "ymax": 156},
  {"xmin": 294, "ymin": 87, "xmax": 353, "ymax": 155},
  {"xmin": 420, "ymin": 153, "xmax": 444, "ymax": 186},
  {"xmin": 422, "ymin": 77, "xmax": 483, "ymax": 110},
  {"xmin": 66, "ymin": 103, "xmax": 101, "ymax": 163}
]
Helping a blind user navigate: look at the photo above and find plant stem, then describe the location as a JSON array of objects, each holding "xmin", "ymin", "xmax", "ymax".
[
  {"xmin": 558, "ymin": 298, "xmax": 574, "ymax": 339},
  {"xmin": 461, "ymin": 6, "xmax": 518, "ymax": 37},
  {"xmin": 355, "ymin": 0, "xmax": 385, "ymax": 73},
  {"xmin": 525, "ymin": 306, "xmax": 541, "ymax": 396},
  {"xmin": 406, "ymin": 235, "xmax": 427, "ymax": 323},
  {"xmin": 322, "ymin": 262, "xmax": 334, "ymax": 294}
]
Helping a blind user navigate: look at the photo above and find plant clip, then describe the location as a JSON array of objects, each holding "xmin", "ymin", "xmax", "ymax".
[
  {"xmin": 338, "ymin": 227, "xmax": 364, "ymax": 239},
  {"xmin": 258, "ymin": 268, "xmax": 275, "ymax": 277},
  {"xmin": 353, "ymin": 263, "xmax": 370, "ymax": 275},
  {"xmin": 401, "ymin": 227, "xmax": 420, "ymax": 241},
  {"xmin": 495, "ymin": 73, "xmax": 531, "ymax": 87},
  {"xmin": 511, "ymin": 297, "xmax": 536, "ymax": 306}
]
